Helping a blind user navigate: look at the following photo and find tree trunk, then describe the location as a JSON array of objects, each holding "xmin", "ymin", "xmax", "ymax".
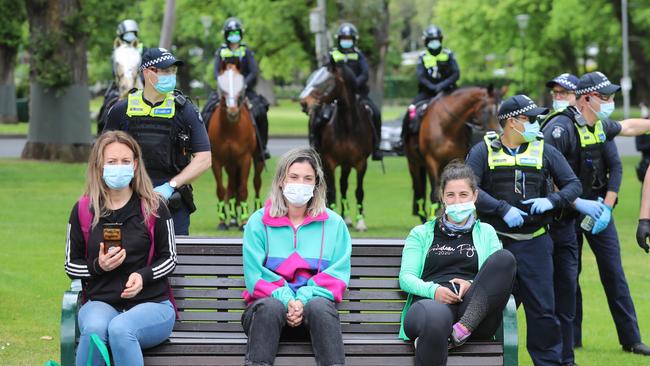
[
  {"xmin": 22, "ymin": 0, "xmax": 92, "ymax": 162},
  {"xmin": 368, "ymin": 0, "xmax": 389, "ymax": 108},
  {"xmin": 0, "ymin": 45, "xmax": 18, "ymax": 123}
]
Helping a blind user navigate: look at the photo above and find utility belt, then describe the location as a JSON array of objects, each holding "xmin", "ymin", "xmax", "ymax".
[
  {"xmin": 167, "ymin": 184, "xmax": 196, "ymax": 214},
  {"xmin": 497, "ymin": 226, "xmax": 547, "ymax": 243}
]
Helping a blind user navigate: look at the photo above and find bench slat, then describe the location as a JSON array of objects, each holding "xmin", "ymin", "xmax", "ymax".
[
  {"xmin": 175, "ymin": 299, "xmax": 405, "ymax": 311},
  {"xmin": 171, "ymin": 322, "xmax": 402, "ymax": 334},
  {"xmin": 171, "ymin": 288, "xmax": 407, "ymax": 301},
  {"xmin": 169, "ymin": 277, "xmax": 400, "ymax": 289},
  {"xmin": 172, "ymin": 264, "xmax": 400, "ymax": 277},
  {"xmin": 176, "ymin": 255, "xmax": 402, "ymax": 267},
  {"xmin": 180, "ymin": 311, "xmax": 402, "ymax": 323}
]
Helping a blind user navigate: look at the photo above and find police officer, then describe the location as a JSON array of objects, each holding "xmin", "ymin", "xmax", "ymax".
[
  {"xmin": 213, "ymin": 17, "xmax": 270, "ymax": 160},
  {"xmin": 542, "ymin": 72, "xmax": 623, "ymax": 366},
  {"xmin": 399, "ymin": 25, "xmax": 459, "ymax": 148},
  {"xmin": 104, "ymin": 48, "xmax": 212, "ymax": 235},
  {"xmin": 542, "ymin": 71, "xmax": 650, "ymax": 357},
  {"xmin": 325, "ymin": 22, "xmax": 382, "ymax": 161},
  {"xmin": 636, "ymin": 164, "xmax": 650, "ymax": 253},
  {"xmin": 99, "ymin": 19, "xmax": 147, "ymax": 132},
  {"xmin": 115, "ymin": 19, "xmax": 144, "ymax": 53},
  {"xmin": 466, "ymin": 95, "xmax": 582, "ymax": 366},
  {"xmin": 634, "ymin": 103, "xmax": 650, "ymax": 184}
]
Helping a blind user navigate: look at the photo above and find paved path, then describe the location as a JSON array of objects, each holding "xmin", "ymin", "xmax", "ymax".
[{"xmin": 0, "ymin": 136, "xmax": 640, "ymax": 159}]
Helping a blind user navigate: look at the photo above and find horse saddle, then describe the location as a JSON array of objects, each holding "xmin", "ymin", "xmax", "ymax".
[{"xmin": 407, "ymin": 97, "xmax": 439, "ymax": 136}]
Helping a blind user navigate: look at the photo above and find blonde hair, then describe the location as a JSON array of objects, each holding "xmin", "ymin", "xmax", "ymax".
[
  {"xmin": 84, "ymin": 131, "xmax": 160, "ymax": 227},
  {"xmin": 268, "ymin": 147, "xmax": 327, "ymax": 217}
]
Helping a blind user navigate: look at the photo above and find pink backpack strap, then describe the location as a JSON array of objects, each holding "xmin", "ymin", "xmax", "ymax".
[
  {"xmin": 141, "ymin": 200, "xmax": 156, "ymax": 266},
  {"xmin": 77, "ymin": 196, "xmax": 92, "ymax": 257}
]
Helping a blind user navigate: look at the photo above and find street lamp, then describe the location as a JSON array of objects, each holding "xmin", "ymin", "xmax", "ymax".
[{"xmin": 516, "ymin": 14, "xmax": 530, "ymax": 93}]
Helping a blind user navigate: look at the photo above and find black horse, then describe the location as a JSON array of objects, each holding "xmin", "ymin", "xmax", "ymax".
[{"xmin": 299, "ymin": 62, "xmax": 375, "ymax": 231}]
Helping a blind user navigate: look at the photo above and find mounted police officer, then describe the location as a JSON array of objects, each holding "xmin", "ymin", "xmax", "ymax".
[
  {"xmin": 399, "ymin": 25, "xmax": 459, "ymax": 149},
  {"xmin": 115, "ymin": 19, "xmax": 144, "ymax": 53},
  {"xmin": 210, "ymin": 17, "xmax": 270, "ymax": 160},
  {"xmin": 104, "ymin": 48, "xmax": 212, "ymax": 235},
  {"xmin": 324, "ymin": 22, "xmax": 382, "ymax": 161},
  {"xmin": 98, "ymin": 20, "xmax": 147, "ymax": 132},
  {"xmin": 542, "ymin": 71, "xmax": 650, "ymax": 358},
  {"xmin": 466, "ymin": 95, "xmax": 582, "ymax": 366}
]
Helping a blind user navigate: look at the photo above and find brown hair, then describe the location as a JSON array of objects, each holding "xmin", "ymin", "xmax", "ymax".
[
  {"xmin": 84, "ymin": 131, "xmax": 159, "ymax": 227},
  {"xmin": 436, "ymin": 159, "xmax": 479, "ymax": 219}
]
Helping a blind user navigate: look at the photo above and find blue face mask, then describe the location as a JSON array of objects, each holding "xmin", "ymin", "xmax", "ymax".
[
  {"xmin": 552, "ymin": 100, "xmax": 570, "ymax": 111},
  {"xmin": 514, "ymin": 119, "xmax": 540, "ymax": 142},
  {"xmin": 595, "ymin": 101, "xmax": 615, "ymax": 120},
  {"xmin": 339, "ymin": 39, "xmax": 354, "ymax": 49},
  {"xmin": 227, "ymin": 33, "xmax": 241, "ymax": 44},
  {"xmin": 103, "ymin": 164, "xmax": 134, "ymax": 190},
  {"xmin": 153, "ymin": 74, "xmax": 176, "ymax": 93},
  {"xmin": 445, "ymin": 201, "xmax": 475, "ymax": 223},
  {"xmin": 122, "ymin": 32, "xmax": 137, "ymax": 43},
  {"xmin": 427, "ymin": 40, "xmax": 442, "ymax": 50}
]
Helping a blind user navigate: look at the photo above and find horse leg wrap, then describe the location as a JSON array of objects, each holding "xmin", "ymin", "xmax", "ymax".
[
  {"xmin": 240, "ymin": 202, "xmax": 250, "ymax": 222},
  {"xmin": 429, "ymin": 202, "xmax": 440, "ymax": 220},
  {"xmin": 254, "ymin": 198, "xmax": 263, "ymax": 211},
  {"xmin": 356, "ymin": 204, "xmax": 365, "ymax": 221},
  {"xmin": 329, "ymin": 202, "xmax": 337, "ymax": 211},
  {"xmin": 216, "ymin": 201, "xmax": 226, "ymax": 222},
  {"xmin": 227, "ymin": 198, "xmax": 237, "ymax": 222},
  {"xmin": 416, "ymin": 198, "xmax": 426, "ymax": 219},
  {"xmin": 341, "ymin": 199, "xmax": 350, "ymax": 217}
]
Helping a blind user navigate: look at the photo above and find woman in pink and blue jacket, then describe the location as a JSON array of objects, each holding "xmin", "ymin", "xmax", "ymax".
[{"xmin": 241, "ymin": 147, "xmax": 351, "ymax": 366}]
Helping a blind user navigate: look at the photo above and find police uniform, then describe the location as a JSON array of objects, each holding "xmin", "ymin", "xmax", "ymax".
[
  {"xmin": 327, "ymin": 46, "xmax": 383, "ymax": 160},
  {"xmin": 542, "ymin": 73, "xmax": 647, "ymax": 355},
  {"xmin": 104, "ymin": 48, "xmax": 211, "ymax": 235},
  {"xmin": 466, "ymin": 96, "xmax": 581, "ymax": 366}
]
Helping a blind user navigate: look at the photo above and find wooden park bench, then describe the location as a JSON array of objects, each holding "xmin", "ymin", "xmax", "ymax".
[{"xmin": 61, "ymin": 237, "xmax": 518, "ymax": 365}]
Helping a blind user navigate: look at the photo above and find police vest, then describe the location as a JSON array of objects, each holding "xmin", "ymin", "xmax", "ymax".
[
  {"xmin": 330, "ymin": 49, "xmax": 359, "ymax": 63},
  {"xmin": 421, "ymin": 49, "xmax": 452, "ymax": 81},
  {"xmin": 482, "ymin": 135, "xmax": 552, "ymax": 234},
  {"xmin": 220, "ymin": 46, "xmax": 247, "ymax": 59},
  {"xmin": 573, "ymin": 119, "xmax": 608, "ymax": 199},
  {"xmin": 125, "ymin": 90, "xmax": 190, "ymax": 179}
]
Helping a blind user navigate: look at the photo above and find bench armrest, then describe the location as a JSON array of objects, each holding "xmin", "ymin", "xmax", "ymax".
[
  {"xmin": 61, "ymin": 280, "xmax": 82, "ymax": 366},
  {"xmin": 500, "ymin": 295, "xmax": 518, "ymax": 366}
]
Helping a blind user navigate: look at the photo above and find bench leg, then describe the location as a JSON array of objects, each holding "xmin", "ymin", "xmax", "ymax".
[{"xmin": 61, "ymin": 280, "xmax": 81, "ymax": 366}]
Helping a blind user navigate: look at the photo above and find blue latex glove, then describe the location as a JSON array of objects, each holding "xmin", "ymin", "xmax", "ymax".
[
  {"xmin": 502, "ymin": 206, "xmax": 528, "ymax": 228},
  {"xmin": 521, "ymin": 198, "xmax": 554, "ymax": 215},
  {"xmin": 591, "ymin": 205, "xmax": 612, "ymax": 235},
  {"xmin": 154, "ymin": 182, "xmax": 174, "ymax": 200},
  {"xmin": 574, "ymin": 198, "xmax": 604, "ymax": 219}
]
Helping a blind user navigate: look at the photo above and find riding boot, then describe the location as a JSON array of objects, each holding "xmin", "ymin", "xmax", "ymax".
[
  {"xmin": 372, "ymin": 114, "xmax": 383, "ymax": 161},
  {"xmin": 257, "ymin": 112, "xmax": 270, "ymax": 160},
  {"xmin": 395, "ymin": 113, "xmax": 409, "ymax": 153}
]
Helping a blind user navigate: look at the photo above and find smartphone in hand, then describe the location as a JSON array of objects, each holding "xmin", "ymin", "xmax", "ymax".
[{"xmin": 103, "ymin": 223, "xmax": 123, "ymax": 254}]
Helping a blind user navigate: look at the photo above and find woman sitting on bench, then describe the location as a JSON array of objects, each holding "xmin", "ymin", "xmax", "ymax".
[
  {"xmin": 64, "ymin": 131, "xmax": 176, "ymax": 366},
  {"xmin": 241, "ymin": 147, "xmax": 352, "ymax": 366},
  {"xmin": 398, "ymin": 161, "xmax": 516, "ymax": 366}
]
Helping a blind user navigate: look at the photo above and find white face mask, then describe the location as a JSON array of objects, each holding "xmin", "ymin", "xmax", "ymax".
[{"xmin": 282, "ymin": 183, "xmax": 315, "ymax": 207}]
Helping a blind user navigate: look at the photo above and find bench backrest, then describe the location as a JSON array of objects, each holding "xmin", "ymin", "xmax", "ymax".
[{"xmin": 171, "ymin": 237, "xmax": 407, "ymax": 335}]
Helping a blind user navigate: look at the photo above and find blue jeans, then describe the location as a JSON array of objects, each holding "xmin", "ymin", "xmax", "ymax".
[{"xmin": 76, "ymin": 300, "xmax": 175, "ymax": 366}]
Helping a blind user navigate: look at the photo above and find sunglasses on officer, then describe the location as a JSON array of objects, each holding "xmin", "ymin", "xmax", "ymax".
[{"xmin": 591, "ymin": 92, "xmax": 613, "ymax": 102}]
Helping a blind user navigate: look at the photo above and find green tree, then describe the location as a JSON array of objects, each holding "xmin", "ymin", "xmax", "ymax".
[
  {"xmin": 435, "ymin": 0, "xmax": 620, "ymax": 100},
  {"xmin": 0, "ymin": 0, "xmax": 26, "ymax": 123}
]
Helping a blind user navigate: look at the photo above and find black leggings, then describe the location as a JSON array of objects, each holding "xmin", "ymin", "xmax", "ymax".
[{"xmin": 404, "ymin": 249, "xmax": 516, "ymax": 366}]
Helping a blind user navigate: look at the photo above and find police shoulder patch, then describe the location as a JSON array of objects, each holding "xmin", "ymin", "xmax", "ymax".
[{"xmin": 552, "ymin": 126, "xmax": 564, "ymax": 139}]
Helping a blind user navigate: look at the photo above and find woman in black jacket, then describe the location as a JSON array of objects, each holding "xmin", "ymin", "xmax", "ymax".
[{"xmin": 64, "ymin": 131, "xmax": 176, "ymax": 366}]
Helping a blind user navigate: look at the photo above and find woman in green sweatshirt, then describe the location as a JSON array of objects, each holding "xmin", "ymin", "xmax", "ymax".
[{"xmin": 398, "ymin": 161, "xmax": 516, "ymax": 366}]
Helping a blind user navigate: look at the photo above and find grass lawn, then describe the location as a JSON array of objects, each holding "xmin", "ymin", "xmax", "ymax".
[{"xmin": 1, "ymin": 154, "xmax": 649, "ymax": 365}]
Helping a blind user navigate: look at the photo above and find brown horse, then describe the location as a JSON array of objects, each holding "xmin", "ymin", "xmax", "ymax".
[
  {"xmin": 406, "ymin": 86, "xmax": 503, "ymax": 223},
  {"xmin": 299, "ymin": 63, "xmax": 374, "ymax": 231},
  {"xmin": 208, "ymin": 62, "xmax": 264, "ymax": 230}
]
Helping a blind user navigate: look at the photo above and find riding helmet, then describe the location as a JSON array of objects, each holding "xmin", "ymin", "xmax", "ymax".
[
  {"xmin": 223, "ymin": 17, "xmax": 244, "ymax": 41},
  {"xmin": 422, "ymin": 25, "xmax": 443, "ymax": 42},
  {"xmin": 116, "ymin": 19, "xmax": 139, "ymax": 37},
  {"xmin": 336, "ymin": 22, "xmax": 359, "ymax": 42}
]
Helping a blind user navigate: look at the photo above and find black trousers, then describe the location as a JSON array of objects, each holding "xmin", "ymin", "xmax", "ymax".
[{"xmin": 403, "ymin": 249, "xmax": 516, "ymax": 366}]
